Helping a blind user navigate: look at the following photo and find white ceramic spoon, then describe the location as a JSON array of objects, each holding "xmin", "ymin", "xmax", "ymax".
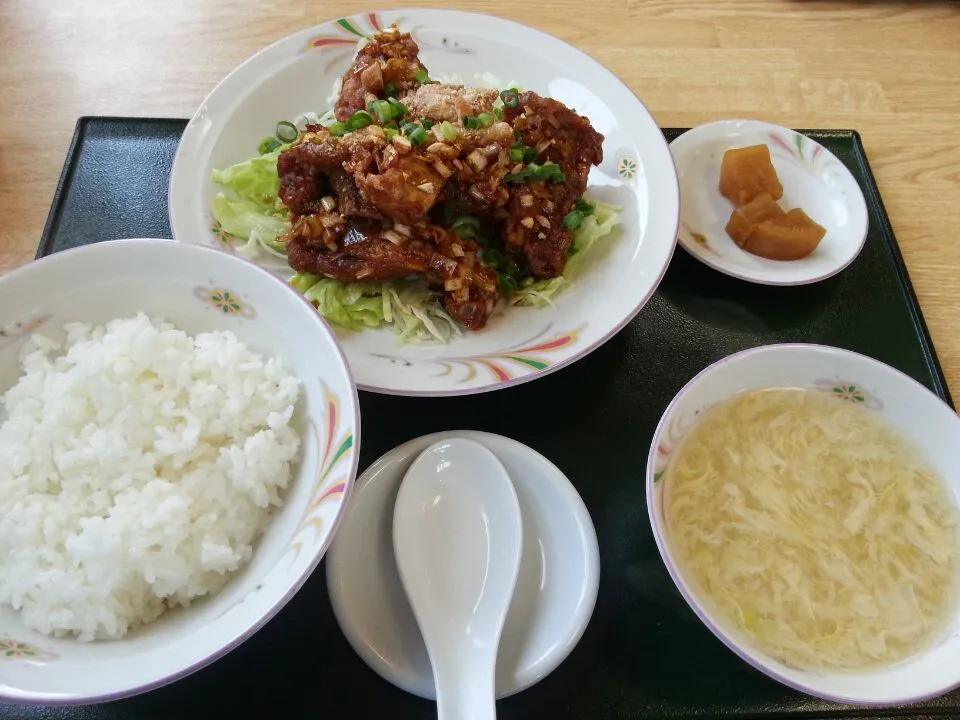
[{"xmin": 393, "ymin": 438, "xmax": 523, "ymax": 720}]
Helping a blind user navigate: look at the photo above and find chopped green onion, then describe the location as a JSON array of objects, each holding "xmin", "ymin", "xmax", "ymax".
[
  {"xmin": 368, "ymin": 99, "xmax": 394, "ymax": 123},
  {"xmin": 522, "ymin": 146, "xmax": 538, "ymax": 163},
  {"xmin": 387, "ymin": 97, "xmax": 407, "ymax": 120},
  {"xmin": 564, "ymin": 210, "xmax": 584, "ymax": 230},
  {"xmin": 477, "ymin": 113, "xmax": 495, "ymax": 127},
  {"xmin": 383, "ymin": 82, "xmax": 397, "ymax": 97},
  {"xmin": 408, "ymin": 126, "xmax": 429, "ymax": 146},
  {"xmin": 398, "ymin": 120, "xmax": 429, "ymax": 145},
  {"xmin": 384, "ymin": 127, "xmax": 399, "ymax": 141},
  {"xmin": 538, "ymin": 162, "xmax": 566, "ymax": 182},
  {"xmin": 414, "ymin": 69, "xmax": 431, "ymax": 84},
  {"xmin": 575, "ymin": 198, "xmax": 595, "ymax": 215},
  {"xmin": 500, "ymin": 88, "xmax": 521, "ymax": 109},
  {"xmin": 494, "ymin": 107, "xmax": 504, "ymax": 120},
  {"xmin": 505, "ymin": 162, "xmax": 565, "ymax": 184},
  {"xmin": 499, "ymin": 274, "xmax": 519, "ymax": 292},
  {"xmin": 437, "ymin": 121, "xmax": 458, "ymax": 141},
  {"xmin": 463, "ymin": 116, "xmax": 482, "ymax": 130},
  {"xmin": 329, "ymin": 121, "xmax": 349, "ymax": 137},
  {"xmin": 258, "ymin": 136, "xmax": 282, "ymax": 154},
  {"xmin": 276, "ymin": 121, "xmax": 299, "ymax": 143},
  {"xmin": 422, "ymin": 119, "xmax": 435, "ymax": 130},
  {"xmin": 346, "ymin": 110, "xmax": 373, "ymax": 131},
  {"xmin": 513, "ymin": 129, "xmax": 522, "ymax": 141},
  {"xmin": 481, "ymin": 248, "xmax": 506, "ymax": 268},
  {"xmin": 450, "ymin": 215, "xmax": 480, "ymax": 239},
  {"xmin": 509, "ymin": 147, "xmax": 524, "ymax": 162}
]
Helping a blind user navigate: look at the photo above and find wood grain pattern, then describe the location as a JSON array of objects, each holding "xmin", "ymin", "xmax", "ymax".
[{"xmin": 1, "ymin": 0, "xmax": 958, "ymax": 391}]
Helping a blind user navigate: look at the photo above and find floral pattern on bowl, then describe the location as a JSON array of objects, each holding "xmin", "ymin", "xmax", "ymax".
[
  {"xmin": 813, "ymin": 378, "xmax": 884, "ymax": 410},
  {"xmin": 651, "ymin": 401, "xmax": 719, "ymax": 484},
  {"xmin": 0, "ymin": 638, "xmax": 57, "ymax": 663},
  {"xmin": 288, "ymin": 380, "xmax": 354, "ymax": 562},
  {"xmin": 194, "ymin": 286, "xmax": 256, "ymax": 318}
]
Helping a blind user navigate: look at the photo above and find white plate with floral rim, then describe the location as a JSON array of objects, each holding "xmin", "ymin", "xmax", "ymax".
[
  {"xmin": 669, "ymin": 119, "xmax": 869, "ymax": 286},
  {"xmin": 167, "ymin": 8, "xmax": 679, "ymax": 397}
]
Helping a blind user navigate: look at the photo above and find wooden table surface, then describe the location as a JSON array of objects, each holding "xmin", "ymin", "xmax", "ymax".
[{"xmin": 1, "ymin": 0, "xmax": 958, "ymax": 388}]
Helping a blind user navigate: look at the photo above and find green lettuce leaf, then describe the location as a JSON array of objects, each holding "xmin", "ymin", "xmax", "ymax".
[
  {"xmin": 509, "ymin": 200, "xmax": 621, "ymax": 307},
  {"xmin": 211, "ymin": 150, "xmax": 291, "ymax": 250}
]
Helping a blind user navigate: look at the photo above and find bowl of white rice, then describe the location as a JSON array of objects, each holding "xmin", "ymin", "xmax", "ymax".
[{"xmin": 0, "ymin": 238, "xmax": 360, "ymax": 704}]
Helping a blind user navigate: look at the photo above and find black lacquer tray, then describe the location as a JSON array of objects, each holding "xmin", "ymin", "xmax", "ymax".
[{"xmin": 2, "ymin": 118, "xmax": 955, "ymax": 720}]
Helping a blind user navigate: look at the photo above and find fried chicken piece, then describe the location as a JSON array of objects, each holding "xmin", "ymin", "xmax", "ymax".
[
  {"xmin": 501, "ymin": 92, "xmax": 604, "ymax": 278},
  {"xmin": 401, "ymin": 84, "xmax": 499, "ymax": 123},
  {"xmin": 278, "ymin": 126, "xmax": 446, "ymax": 225},
  {"xmin": 278, "ymin": 118, "xmax": 517, "ymax": 226},
  {"xmin": 335, "ymin": 27, "xmax": 428, "ymax": 122},
  {"xmin": 431, "ymin": 121, "xmax": 516, "ymax": 213},
  {"xmin": 277, "ymin": 129, "xmax": 382, "ymax": 216},
  {"xmin": 328, "ymin": 169, "xmax": 382, "ymax": 220},
  {"xmin": 349, "ymin": 142, "xmax": 445, "ymax": 225},
  {"xmin": 285, "ymin": 214, "xmax": 500, "ymax": 329}
]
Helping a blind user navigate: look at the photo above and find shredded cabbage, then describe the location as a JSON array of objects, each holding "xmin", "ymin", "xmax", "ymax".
[
  {"xmin": 664, "ymin": 387, "xmax": 960, "ymax": 672},
  {"xmin": 289, "ymin": 274, "xmax": 460, "ymax": 344}
]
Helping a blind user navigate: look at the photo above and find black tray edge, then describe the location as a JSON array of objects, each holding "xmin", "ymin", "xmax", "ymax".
[
  {"xmin": 35, "ymin": 119, "xmax": 87, "ymax": 259},
  {"xmin": 36, "ymin": 118, "xmax": 954, "ymax": 411},
  {"xmin": 848, "ymin": 130, "xmax": 954, "ymax": 407}
]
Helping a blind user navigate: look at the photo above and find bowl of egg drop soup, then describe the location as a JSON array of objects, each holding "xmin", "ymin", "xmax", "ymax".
[{"xmin": 647, "ymin": 343, "xmax": 960, "ymax": 705}]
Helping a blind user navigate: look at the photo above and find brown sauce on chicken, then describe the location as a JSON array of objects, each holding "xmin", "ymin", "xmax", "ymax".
[{"xmin": 277, "ymin": 25, "xmax": 604, "ymax": 330}]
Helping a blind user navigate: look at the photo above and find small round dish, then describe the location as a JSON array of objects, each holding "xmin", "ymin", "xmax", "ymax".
[
  {"xmin": 325, "ymin": 430, "xmax": 600, "ymax": 700},
  {"xmin": 647, "ymin": 343, "xmax": 960, "ymax": 706},
  {"xmin": 669, "ymin": 119, "xmax": 869, "ymax": 286}
]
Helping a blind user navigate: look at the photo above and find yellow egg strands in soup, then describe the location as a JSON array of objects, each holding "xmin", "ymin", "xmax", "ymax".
[{"xmin": 664, "ymin": 387, "xmax": 960, "ymax": 672}]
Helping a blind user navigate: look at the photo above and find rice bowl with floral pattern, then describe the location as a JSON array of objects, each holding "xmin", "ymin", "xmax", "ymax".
[
  {"xmin": 0, "ymin": 238, "xmax": 360, "ymax": 704},
  {"xmin": 647, "ymin": 343, "xmax": 960, "ymax": 706},
  {"xmin": 167, "ymin": 8, "xmax": 680, "ymax": 396}
]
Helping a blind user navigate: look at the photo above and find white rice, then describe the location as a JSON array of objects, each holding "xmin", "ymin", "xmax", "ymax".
[{"xmin": 0, "ymin": 314, "xmax": 301, "ymax": 641}]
